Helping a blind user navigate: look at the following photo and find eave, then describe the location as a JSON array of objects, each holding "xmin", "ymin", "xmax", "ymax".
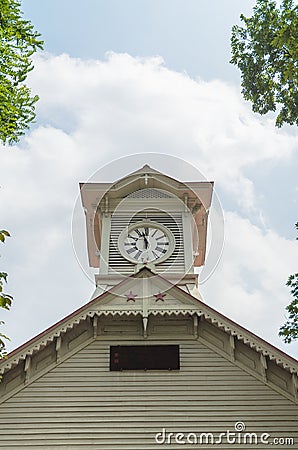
[{"xmin": 1, "ymin": 269, "xmax": 297, "ymax": 378}]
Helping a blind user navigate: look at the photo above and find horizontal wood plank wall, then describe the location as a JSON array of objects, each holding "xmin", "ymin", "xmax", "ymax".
[{"xmin": 0, "ymin": 338, "xmax": 297, "ymax": 449}]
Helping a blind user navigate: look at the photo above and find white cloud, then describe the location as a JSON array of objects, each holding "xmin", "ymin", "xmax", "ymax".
[
  {"xmin": 1, "ymin": 52, "xmax": 297, "ymax": 357},
  {"xmin": 202, "ymin": 212, "xmax": 297, "ymax": 354},
  {"xmin": 26, "ymin": 52, "xmax": 297, "ymax": 210}
]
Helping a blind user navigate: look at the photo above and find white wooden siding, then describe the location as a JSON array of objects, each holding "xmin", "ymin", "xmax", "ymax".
[{"xmin": 0, "ymin": 337, "xmax": 297, "ymax": 449}]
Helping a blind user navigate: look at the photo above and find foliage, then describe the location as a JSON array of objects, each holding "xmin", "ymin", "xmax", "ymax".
[
  {"xmin": 0, "ymin": 0, "xmax": 43, "ymax": 361},
  {"xmin": 279, "ymin": 223, "xmax": 298, "ymax": 343},
  {"xmin": 0, "ymin": 0, "xmax": 43, "ymax": 145},
  {"xmin": 0, "ymin": 230, "xmax": 12, "ymax": 358},
  {"xmin": 230, "ymin": 0, "xmax": 298, "ymax": 127}
]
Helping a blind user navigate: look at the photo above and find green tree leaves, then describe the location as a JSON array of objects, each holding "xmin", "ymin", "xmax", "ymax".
[
  {"xmin": 0, "ymin": 1, "xmax": 42, "ymax": 360},
  {"xmin": 231, "ymin": 1, "xmax": 297, "ymax": 342},
  {"xmin": 0, "ymin": 230, "xmax": 12, "ymax": 358},
  {"xmin": 0, "ymin": 271, "xmax": 13, "ymax": 310},
  {"xmin": 230, "ymin": 0, "xmax": 298, "ymax": 127},
  {"xmin": 0, "ymin": 0, "xmax": 43, "ymax": 145},
  {"xmin": 279, "ymin": 223, "xmax": 298, "ymax": 343},
  {"xmin": 0, "ymin": 1, "xmax": 31, "ymax": 359}
]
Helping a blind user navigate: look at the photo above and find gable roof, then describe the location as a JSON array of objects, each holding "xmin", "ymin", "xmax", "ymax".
[
  {"xmin": 1, "ymin": 268, "xmax": 298, "ymax": 404},
  {"xmin": 80, "ymin": 164, "xmax": 214, "ymax": 267}
]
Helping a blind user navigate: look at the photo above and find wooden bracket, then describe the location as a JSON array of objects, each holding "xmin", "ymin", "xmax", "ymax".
[
  {"xmin": 292, "ymin": 373, "xmax": 298, "ymax": 400},
  {"xmin": 193, "ymin": 314, "xmax": 198, "ymax": 339},
  {"xmin": 93, "ymin": 315, "xmax": 98, "ymax": 339},
  {"xmin": 260, "ymin": 353, "xmax": 267, "ymax": 382},
  {"xmin": 184, "ymin": 194, "xmax": 188, "ymax": 212},
  {"xmin": 229, "ymin": 335, "xmax": 235, "ymax": 361},
  {"xmin": 143, "ymin": 317, "xmax": 148, "ymax": 339},
  {"xmin": 104, "ymin": 196, "xmax": 109, "ymax": 217},
  {"xmin": 55, "ymin": 336, "xmax": 62, "ymax": 363},
  {"xmin": 24, "ymin": 355, "xmax": 31, "ymax": 385}
]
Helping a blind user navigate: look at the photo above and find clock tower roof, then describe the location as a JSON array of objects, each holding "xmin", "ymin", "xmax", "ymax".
[
  {"xmin": 80, "ymin": 164, "xmax": 213, "ymax": 212},
  {"xmin": 80, "ymin": 165, "xmax": 213, "ymax": 271}
]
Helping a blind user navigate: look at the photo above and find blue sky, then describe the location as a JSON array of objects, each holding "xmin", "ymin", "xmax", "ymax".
[
  {"xmin": 21, "ymin": 0, "xmax": 298, "ymax": 237},
  {"xmin": 22, "ymin": 0, "xmax": 254, "ymax": 82},
  {"xmin": 1, "ymin": 0, "xmax": 297, "ymax": 357}
]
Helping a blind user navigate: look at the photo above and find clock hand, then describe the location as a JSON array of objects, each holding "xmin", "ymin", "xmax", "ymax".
[{"xmin": 141, "ymin": 232, "xmax": 149, "ymax": 250}]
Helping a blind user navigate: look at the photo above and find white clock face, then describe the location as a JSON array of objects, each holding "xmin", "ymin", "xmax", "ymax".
[{"xmin": 118, "ymin": 222, "xmax": 175, "ymax": 264}]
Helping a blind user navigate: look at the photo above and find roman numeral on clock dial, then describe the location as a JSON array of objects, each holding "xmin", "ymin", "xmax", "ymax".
[{"xmin": 119, "ymin": 222, "xmax": 175, "ymax": 264}]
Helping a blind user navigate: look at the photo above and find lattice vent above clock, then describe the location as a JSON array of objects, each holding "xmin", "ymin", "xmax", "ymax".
[{"xmin": 126, "ymin": 189, "xmax": 174, "ymax": 199}]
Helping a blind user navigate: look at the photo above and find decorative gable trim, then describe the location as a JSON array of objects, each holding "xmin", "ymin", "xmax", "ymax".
[
  {"xmin": 1, "ymin": 299, "xmax": 297, "ymax": 376},
  {"xmin": 1, "ymin": 269, "xmax": 297, "ymax": 404}
]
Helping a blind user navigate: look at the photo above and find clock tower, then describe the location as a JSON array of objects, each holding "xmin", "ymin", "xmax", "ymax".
[
  {"xmin": 80, "ymin": 164, "xmax": 214, "ymax": 297},
  {"xmin": 1, "ymin": 163, "xmax": 298, "ymax": 448}
]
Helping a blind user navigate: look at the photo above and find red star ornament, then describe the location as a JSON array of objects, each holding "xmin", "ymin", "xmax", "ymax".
[
  {"xmin": 154, "ymin": 292, "xmax": 166, "ymax": 302},
  {"xmin": 126, "ymin": 291, "xmax": 137, "ymax": 302}
]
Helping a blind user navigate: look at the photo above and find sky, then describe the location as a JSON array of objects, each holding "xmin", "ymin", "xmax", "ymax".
[{"xmin": 1, "ymin": 0, "xmax": 298, "ymax": 358}]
